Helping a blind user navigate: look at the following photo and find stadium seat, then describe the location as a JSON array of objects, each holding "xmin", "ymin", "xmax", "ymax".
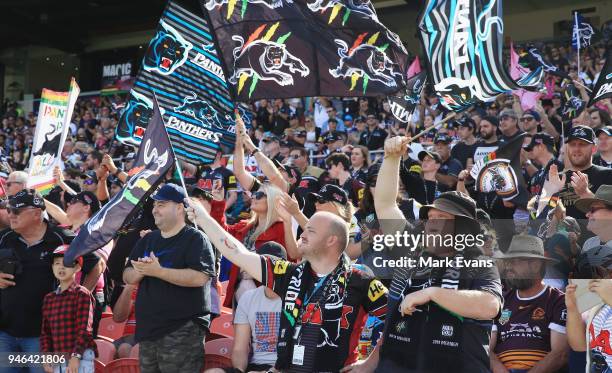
[
  {"xmin": 129, "ymin": 344, "xmax": 139, "ymax": 359},
  {"xmin": 95, "ymin": 339, "xmax": 117, "ymax": 365},
  {"xmin": 103, "ymin": 358, "xmax": 140, "ymax": 373},
  {"xmin": 94, "ymin": 359, "xmax": 106, "ymax": 373},
  {"xmin": 98, "ymin": 317, "xmax": 125, "ymax": 341},
  {"xmin": 209, "ymin": 313, "xmax": 234, "ymax": 338},
  {"xmin": 205, "ymin": 337, "xmax": 233, "ymax": 358},
  {"xmin": 204, "ymin": 354, "xmax": 232, "ymax": 370}
]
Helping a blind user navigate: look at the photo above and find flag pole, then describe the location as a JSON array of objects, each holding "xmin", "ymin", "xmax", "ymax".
[
  {"xmin": 406, "ymin": 112, "xmax": 457, "ymax": 144},
  {"xmin": 575, "ymin": 12, "xmax": 581, "ymax": 77}
]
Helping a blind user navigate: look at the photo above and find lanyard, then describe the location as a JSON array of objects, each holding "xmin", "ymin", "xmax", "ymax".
[{"xmin": 303, "ymin": 274, "xmax": 328, "ymax": 307}]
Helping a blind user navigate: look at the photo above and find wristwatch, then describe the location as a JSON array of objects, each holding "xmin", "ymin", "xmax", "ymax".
[
  {"xmin": 250, "ymin": 148, "xmax": 260, "ymax": 157},
  {"xmin": 71, "ymin": 353, "xmax": 82, "ymax": 360}
]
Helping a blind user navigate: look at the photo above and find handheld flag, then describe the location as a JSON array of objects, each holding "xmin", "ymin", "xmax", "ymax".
[
  {"xmin": 589, "ymin": 52, "xmax": 611, "ymax": 106},
  {"xmin": 64, "ymin": 97, "xmax": 174, "ymax": 265},
  {"xmin": 27, "ymin": 78, "xmax": 80, "ymax": 195},
  {"xmin": 115, "ymin": 0, "xmax": 251, "ymax": 165},
  {"xmin": 387, "ymin": 71, "xmax": 426, "ymax": 124},
  {"xmin": 201, "ymin": 0, "xmax": 409, "ymax": 100},
  {"xmin": 418, "ymin": 0, "xmax": 530, "ymax": 112},
  {"xmin": 510, "ymin": 43, "xmax": 542, "ymax": 110},
  {"xmin": 562, "ymin": 83, "xmax": 586, "ymax": 121},
  {"xmin": 470, "ymin": 133, "xmax": 526, "ymax": 201},
  {"xmin": 521, "ymin": 47, "xmax": 570, "ymax": 79},
  {"xmin": 572, "ymin": 13, "xmax": 594, "ymax": 50}
]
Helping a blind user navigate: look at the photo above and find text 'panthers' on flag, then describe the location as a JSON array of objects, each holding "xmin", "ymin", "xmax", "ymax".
[
  {"xmin": 65, "ymin": 97, "xmax": 175, "ymax": 266},
  {"xmin": 470, "ymin": 133, "xmax": 526, "ymax": 201},
  {"xmin": 201, "ymin": 0, "xmax": 409, "ymax": 100},
  {"xmin": 589, "ymin": 50, "xmax": 612, "ymax": 106},
  {"xmin": 418, "ymin": 0, "xmax": 537, "ymax": 112},
  {"xmin": 27, "ymin": 78, "xmax": 80, "ymax": 195},
  {"xmin": 115, "ymin": 0, "xmax": 251, "ymax": 165}
]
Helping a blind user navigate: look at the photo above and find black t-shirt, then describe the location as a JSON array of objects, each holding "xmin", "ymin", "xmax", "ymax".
[
  {"xmin": 196, "ymin": 165, "xmax": 237, "ymax": 192},
  {"xmin": 439, "ymin": 157, "xmax": 463, "ymax": 178},
  {"xmin": 558, "ymin": 165, "xmax": 612, "ymax": 221},
  {"xmin": 260, "ymin": 255, "xmax": 388, "ymax": 372},
  {"xmin": 450, "ymin": 142, "xmax": 478, "ymax": 168},
  {"xmin": 359, "ymin": 127, "xmax": 388, "ymax": 150},
  {"xmin": 379, "ymin": 252, "xmax": 503, "ymax": 373},
  {"xmin": 351, "ymin": 167, "xmax": 368, "ymax": 183},
  {"xmin": 593, "ymin": 154, "xmax": 612, "ymax": 169},
  {"xmin": 0, "ymin": 224, "xmax": 75, "ymax": 337},
  {"xmin": 128, "ymin": 226, "xmax": 216, "ymax": 342},
  {"xmin": 401, "ymin": 170, "xmax": 449, "ymax": 205},
  {"xmin": 256, "ymin": 106, "xmax": 273, "ymax": 132}
]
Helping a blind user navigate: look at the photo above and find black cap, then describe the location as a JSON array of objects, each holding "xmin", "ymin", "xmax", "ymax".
[
  {"xmin": 355, "ymin": 116, "xmax": 366, "ymax": 123},
  {"xmin": 71, "ymin": 191, "xmax": 101, "ymax": 214},
  {"xmin": 328, "ymin": 117, "xmax": 338, "ymax": 124},
  {"xmin": 566, "ymin": 125, "xmax": 595, "ymax": 144},
  {"xmin": 324, "ymin": 131, "xmax": 343, "ymax": 143},
  {"xmin": 309, "ymin": 184, "xmax": 349, "ymax": 206},
  {"xmin": 418, "ymin": 150, "xmax": 442, "ymax": 163},
  {"xmin": 258, "ymin": 241, "xmax": 288, "ymax": 260},
  {"xmin": 190, "ymin": 186, "xmax": 213, "ymax": 201},
  {"xmin": 458, "ymin": 117, "xmax": 476, "ymax": 130},
  {"xmin": 433, "ymin": 133, "xmax": 452, "ymax": 144},
  {"xmin": 9, "ymin": 189, "xmax": 45, "ymax": 210},
  {"xmin": 481, "ymin": 115, "xmax": 499, "ymax": 127},
  {"xmin": 525, "ymin": 133, "xmax": 556, "ymax": 151},
  {"xmin": 596, "ymin": 126, "xmax": 612, "ymax": 137}
]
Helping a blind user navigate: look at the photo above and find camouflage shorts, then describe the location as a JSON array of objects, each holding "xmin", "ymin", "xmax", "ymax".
[{"xmin": 139, "ymin": 320, "xmax": 205, "ymax": 373}]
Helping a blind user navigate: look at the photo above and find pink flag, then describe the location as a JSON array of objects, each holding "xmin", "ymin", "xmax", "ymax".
[
  {"xmin": 510, "ymin": 43, "xmax": 542, "ymax": 110},
  {"xmin": 407, "ymin": 57, "xmax": 422, "ymax": 78}
]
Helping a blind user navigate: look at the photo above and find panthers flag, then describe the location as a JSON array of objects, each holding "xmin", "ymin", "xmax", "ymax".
[
  {"xmin": 520, "ymin": 46, "xmax": 570, "ymax": 80},
  {"xmin": 200, "ymin": 0, "xmax": 409, "ymax": 100},
  {"xmin": 65, "ymin": 98, "xmax": 174, "ymax": 266},
  {"xmin": 572, "ymin": 13, "xmax": 595, "ymax": 50},
  {"xmin": 589, "ymin": 51, "xmax": 611, "ymax": 106},
  {"xmin": 470, "ymin": 133, "xmax": 526, "ymax": 201},
  {"xmin": 387, "ymin": 71, "xmax": 426, "ymax": 123},
  {"xmin": 418, "ymin": 0, "xmax": 540, "ymax": 112},
  {"xmin": 562, "ymin": 83, "xmax": 586, "ymax": 121},
  {"xmin": 116, "ymin": 0, "xmax": 251, "ymax": 165}
]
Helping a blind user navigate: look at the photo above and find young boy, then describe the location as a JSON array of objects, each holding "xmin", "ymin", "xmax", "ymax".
[{"xmin": 40, "ymin": 245, "xmax": 97, "ymax": 373}]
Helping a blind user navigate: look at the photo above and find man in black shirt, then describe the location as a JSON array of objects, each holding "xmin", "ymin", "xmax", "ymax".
[
  {"xmin": 325, "ymin": 152, "xmax": 365, "ymax": 207},
  {"xmin": 473, "ymin": 116, "xmax": 500, "ymax": 163},
  {"xmin": 450, "ymin": 118, "xmax": 478, "ymax": 169},
  {"xmin": 433, "ymin": 133, "xmax": 462, "ymax": 188},
  {"xmin": 370, "ymin": 136, "xmax": 503, "ymax": 373},
  {"xmin": 193, "ymin": 149, "xmax": 238, "ymax": 211},
  {"xmin": 401, "ymin": 151, "xmax": 449, "ymax": 205},
  {"xmin": 525, "ymin": 133, "xmax": 561, "ymax": 197},
  {"xmin": 0, "ymin": 189, "xmax": 75, "ymax": 361},
  {"xmin": 499, "ymin": 109, "xmax": 524, "ymax": 143},
  {"xmin": 188, "ymin": 206, "xmax": 388, "ymax": 373},
  {"xmin": 124, "ymin": 184, "xmax": 215, "ymax": 373},
  {"xmin": 359, "ymin": 112, "xmax": 387, "ymax": 151}
]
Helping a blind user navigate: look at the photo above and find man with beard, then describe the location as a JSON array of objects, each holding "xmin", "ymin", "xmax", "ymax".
[
  {"xmin": 489, "ymin": 235, "xmax": 568, "ymax": 373},
  {"xmin": 525, "ymin": 133, "xmax": 562, "ymax": 197},
  {"xmin": 353, "ymin": 135, "xmax": 503, "ymax": 373},
  {"xmin": 544, "ymin": 126, "xmax": 612, "ymax": 235},
  {"xmin": 473, "ymin": 116, "xmax": 500, "ymax": 163}
]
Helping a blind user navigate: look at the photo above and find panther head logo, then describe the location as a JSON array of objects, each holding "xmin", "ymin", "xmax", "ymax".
[
  {"xmin": 266, "ymin": 46, "xmax": 285, "ymax": 68},
  {"xmin": 143, "ymin": 20, "xmax": 193, "ymax": 76},
  {"xmin": 117, "ymin": 90, "xmax": 153, "ymax": 142},
  {"xmin": 372, "ymin": 50, "xmax": 386, "ymax": 71}
]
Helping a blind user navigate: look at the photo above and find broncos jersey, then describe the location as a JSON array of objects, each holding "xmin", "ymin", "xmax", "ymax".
[{"xmin": 493, "ymin": 286, "xmax": 566, "ymax": 371}]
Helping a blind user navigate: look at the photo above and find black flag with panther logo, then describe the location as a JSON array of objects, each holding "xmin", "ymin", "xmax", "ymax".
[
  {"xmin": 65, "ymin": 98, "xmax": 175, "ymax": 266},
  {"xmin": 418, "ymin": 0, "xmax": 541, "ymax": 112},
  {"xmin": 589, "ymin": 51, "xmax": 612, "ymax": 107},
  {"xmin": 201, "ymin": 0, "xmax": 409, "ymax": 100},
  {"xmin": 562, "ymin": 83, "xmax": 586, "ymax": 121},
  {"xmin": 387, "ymin": 71, "xmax": 427, "ymax": 123}
]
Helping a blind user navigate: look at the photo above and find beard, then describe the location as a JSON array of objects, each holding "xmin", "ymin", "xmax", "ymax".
[{"xmin": 505, "ymin": 278, "xmax": 537, "ymax": 290}]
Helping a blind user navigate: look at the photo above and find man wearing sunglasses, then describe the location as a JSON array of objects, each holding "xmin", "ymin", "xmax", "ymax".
[
  {"xmin": 499, "ymin": 109, "xmax": 524, "ymax": 144},
  {"xmin": 0, "ymin": 189, "xmax": 76, "ymax": 370}
]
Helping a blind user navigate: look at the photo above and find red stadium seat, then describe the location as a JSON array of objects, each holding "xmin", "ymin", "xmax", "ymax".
[
  {"xmin": 209, "ymin": 313, "xmax": 234, "ymax": 338},
  {"xmin": 98, "ymin": 317, "xmax": 125, "ymax": 341},
  {"xmin": 94, "ymin": 359, "xmax": 106, "ymax": 373},
  {"xmin": 95, "ymin": 339, "xmax": 117, "ymax": 365},
  {"xmin": 129, "ymin": 344, "xmax": 139, "ymax": 359},
  {"xmin": 103, "ymin": 358, "xmax": 140, "ymax": 373},
  {"xmin": 205, "ymin": 337, "xmax": 233, "ymax": 358},
  {"xmin": 203, "ymin": 354, "xmax": 232, "ymax": 370}
]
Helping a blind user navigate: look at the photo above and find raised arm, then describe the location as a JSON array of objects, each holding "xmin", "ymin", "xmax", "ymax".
[
  {"xmin": 186, "ymin": 198, "xmax": 262, "ymax": 282},
  {"xmin": 232, "ymin": 116, "xmax": 256, "ymax": 191},
  {"xmin": 43, "ymin": 199, "xmax": 70, "ymax": 226},
  {"xmin": 374, "ymin": 136, "xmax": 410, "ymax": 221}
]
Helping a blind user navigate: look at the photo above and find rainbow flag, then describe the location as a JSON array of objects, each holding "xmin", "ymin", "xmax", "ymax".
[{"xmin": 27, "ymin": 78, "xmax": 80, "ymax": 195}]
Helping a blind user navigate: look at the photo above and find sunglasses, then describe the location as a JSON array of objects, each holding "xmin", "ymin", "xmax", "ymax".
[
  {"xmin": 83, "ymin": 179, "xmax": 95, "ymax": 185},
  {"xmin": 520, "ymin": 117, "xmax": 535, "ymax": 122},
  {"xmin": 8, "ymin": 207, "xmax": 35, "ymax": 215},
  {"xmin": 253, "ymin": 191, "xmax": 267, "ymax": 200}
]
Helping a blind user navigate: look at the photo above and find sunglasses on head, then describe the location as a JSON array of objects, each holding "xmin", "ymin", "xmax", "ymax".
[{"xmin": 253, "ymin": 191, "xmax": 267, "ymax": 200}]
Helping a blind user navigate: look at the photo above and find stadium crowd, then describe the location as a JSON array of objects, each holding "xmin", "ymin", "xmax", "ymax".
[{"xmin": 0, "ymin": 38, "xmax": 611, "ymax": 373}]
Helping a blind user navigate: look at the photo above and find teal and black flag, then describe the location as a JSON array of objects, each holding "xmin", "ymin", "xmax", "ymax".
[
  {"xmin": 65, "ymin": 98, "xmax": 174, "ymax": 266},
  {"xmin": 115, "ymin": 0, "xmax": 251, "ymax": 165}
]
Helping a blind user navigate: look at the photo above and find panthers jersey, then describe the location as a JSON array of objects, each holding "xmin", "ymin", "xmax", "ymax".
[{"xmin": 196, "ymin": 166, "xmax": 237, "ymax": 192}]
